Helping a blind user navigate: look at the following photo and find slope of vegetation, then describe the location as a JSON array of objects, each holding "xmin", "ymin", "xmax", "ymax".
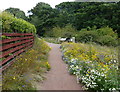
[
  {"xmin": 61, "ymin": 42, "xmax": 119, "ymax": 91},
  {"xmin": 2, "ymin": 37, "xmax": 51, "ymax": 90}
]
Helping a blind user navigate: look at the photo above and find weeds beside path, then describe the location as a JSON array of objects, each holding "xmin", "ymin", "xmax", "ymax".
[
  {"xmin": 2, "ymin": 37, "xmax": 51, "ymax": 90},
  {"xmin": 38, "ymin": 42, "xmax": 83, "ymax": 90}
]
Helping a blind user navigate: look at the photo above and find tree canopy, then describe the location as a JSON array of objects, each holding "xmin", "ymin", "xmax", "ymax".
[
  {"xmin": 28, "ymin": 2, "xmax": 58, "ymax": 36},
  {"xmin": 5, "ymin": 7, "xmax": 27, "ymax": 20},
  {"xmin": 28, "ymin": 2, "xmax": 120, "ymax": 37}
]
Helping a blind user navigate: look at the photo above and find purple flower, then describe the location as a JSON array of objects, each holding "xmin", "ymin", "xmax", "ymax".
[
  {"xmin": 25, "ymin": 80, "xmax": 29, "ymax": 82},
  {"xmin": 22, "ymin": 85, "xmax": 25, "ymax": 87}
]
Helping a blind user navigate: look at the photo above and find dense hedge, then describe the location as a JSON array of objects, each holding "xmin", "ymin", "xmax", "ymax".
[{"xmin": 0, "ymin": 12, "xmax": 36, "ymax": 33}]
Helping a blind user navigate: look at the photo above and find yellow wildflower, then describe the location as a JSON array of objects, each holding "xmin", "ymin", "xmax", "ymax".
[
  {"xmin": 88, "ymin": 71, "xmax": 90, "ymax": 73},
  {"xmin": 13, "ymin": 76, "xmax": 15, "ymax": 80}
]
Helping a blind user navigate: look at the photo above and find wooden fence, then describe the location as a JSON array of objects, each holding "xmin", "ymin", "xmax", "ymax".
[{"xmin": 0, "ymin": 33, "xmax": 34, "ymax": 71}]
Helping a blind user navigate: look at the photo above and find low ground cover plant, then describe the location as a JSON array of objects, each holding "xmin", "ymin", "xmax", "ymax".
[
  {"xmin": 61, "ymin": 42, "xmax": 119, "ymax": 91},
  {"xmin": 2, "ymin": 37, "xmax": 51, "ymax": 90}
]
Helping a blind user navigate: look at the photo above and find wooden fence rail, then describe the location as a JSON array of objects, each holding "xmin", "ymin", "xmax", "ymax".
[{"xmin": 0, "ymin": 33, "xmax": 34, "ymax": 71}]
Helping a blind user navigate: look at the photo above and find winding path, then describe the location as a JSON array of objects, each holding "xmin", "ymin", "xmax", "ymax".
[{"xmin": 38, "ymin": 43, "xmax": 83, "ymax": 90}]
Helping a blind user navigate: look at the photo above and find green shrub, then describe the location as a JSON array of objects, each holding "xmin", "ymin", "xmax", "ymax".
[
  {"xmin": 97, "ymin": 35, "xmax": 118, "ymax": 46},
  {"xmin": 76, "ymin": 31, "xmax": 98, "ymax": 43},
  {"xmin": 96, "ymin": 27, "xmax": 118, "ymax": 46},
  {"xmin": 0, "ymin": 12, "xmax": 14, "ymax": 32},
  {"xmin": 76, "ymin": 26, "xmax": 118, "ymax": 46},
  {"xmin": 97, "ymin": 27, "xmax": 118, "ymax": 39},
  {"xmin": 50, "ymin": 24, "xmax": 77, "ymax": 38},
  {"xmin": 0, "ymin": 12, "xmax": 36, "ymax": 33},
  {"xmin": 50, "ymin": 26, "xmax": 63, "ymax": 37}
]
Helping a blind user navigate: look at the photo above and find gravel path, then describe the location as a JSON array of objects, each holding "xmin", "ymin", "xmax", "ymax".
[{"xmin": 38, "ymin": 43, "xmax": 83, "ymax": 90}]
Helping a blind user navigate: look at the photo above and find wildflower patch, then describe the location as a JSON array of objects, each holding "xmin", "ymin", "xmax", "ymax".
[{"xmin": 61, "ymin": 42, "xmax": 119, "ymax": 91}]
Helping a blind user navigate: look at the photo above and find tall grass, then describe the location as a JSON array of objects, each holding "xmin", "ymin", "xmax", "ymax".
[{"xmin": 2, "ymin": 36, "xmax": 51, "ymax": 90}]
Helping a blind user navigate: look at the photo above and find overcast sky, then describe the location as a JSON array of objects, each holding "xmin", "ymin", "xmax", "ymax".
[{"xmin": 0, "ymin": 0, "xmax": 74, "ymax": 15}]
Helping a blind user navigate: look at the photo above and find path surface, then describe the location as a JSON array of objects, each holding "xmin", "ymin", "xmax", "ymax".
[{"xmin": 38, "ymin": 43, "xmax": 83, "ymax": 90}]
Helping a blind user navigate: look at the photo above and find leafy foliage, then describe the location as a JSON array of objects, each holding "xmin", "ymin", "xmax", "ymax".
[
  {"xmin": 0, "ymin": 12, "xmax": 36, "ymax": 33},
  {"xmin": 76, "ymin": 31, "xmax": 98, "ymax": 43},
  {"xmin": 47, "ymin": 24, "xmax": 77, "ymax": 38},
  {"xmin": 26, "ymin": 1, "xmax": 119, "ymax": 46},
  {"xmin": 97, "ymin": 35, "xmax": 118, "ymax": 46},
  {"xmin": 28, "ymin": 2, "xmax": 58, "ymax": 36},
  {"xmin": 5, "ymin": 7, "xmax": 27, "ymax": 20},
  {"xmin": 76, "ymin": 27, "xmax": 118, "ymax": 46},
  {"xmin": 28, "ymin": 2, "xmax": 120, "ymax": 37},
  {"xmin": 56, "ymin": 2, "xmax": 120, "ymax": 35}
]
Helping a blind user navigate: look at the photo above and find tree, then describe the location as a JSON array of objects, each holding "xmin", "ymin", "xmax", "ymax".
[
  {"xmin": 28, "ymin": 1, "xmax": 120, "ymax": 37},
  {"xmin": 56, "ymin": 2, "xmax": 120, "ymax": 37},
  {"xmin": 28, "ymin": 2, "xmax": 58, "ymax": 36},
  {"xmin": 5, "ymin": 8, "xmax": 27, "ymax": 20}
]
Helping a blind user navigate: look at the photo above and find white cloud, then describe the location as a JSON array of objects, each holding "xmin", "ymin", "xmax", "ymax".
[{"xmin": 0, "ymin": 0, "xmax": 74, "ymax": 15}]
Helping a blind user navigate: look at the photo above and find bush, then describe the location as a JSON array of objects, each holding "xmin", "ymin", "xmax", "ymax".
[
  {"xmin": 97, "ymin": 35, "xmax": 118, "ymax": 46},
  {"xmin": 76, "ymin": 31, "xmax": 98, "ymax": 43},
  {"xmin": 76, "ymin": 26, "xmax": 118, "ymax": 46},
  {"xmin": 50, "ymin": 24, "xmax": 77, "ymax": 38},
  {"xmin": 50, "ymin": 26, "xmax": 63, "ymax": 37},
  {"xmin": 97, "ymin": 27, "xmax": 118, "ymax": 38},
  {"xmin": 96, "ymin": 27, "xmax": 118, "ymax": 46},
  {"xmin": 0, "ymin": 12, "xmax": 36, "ymax": 33}
]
